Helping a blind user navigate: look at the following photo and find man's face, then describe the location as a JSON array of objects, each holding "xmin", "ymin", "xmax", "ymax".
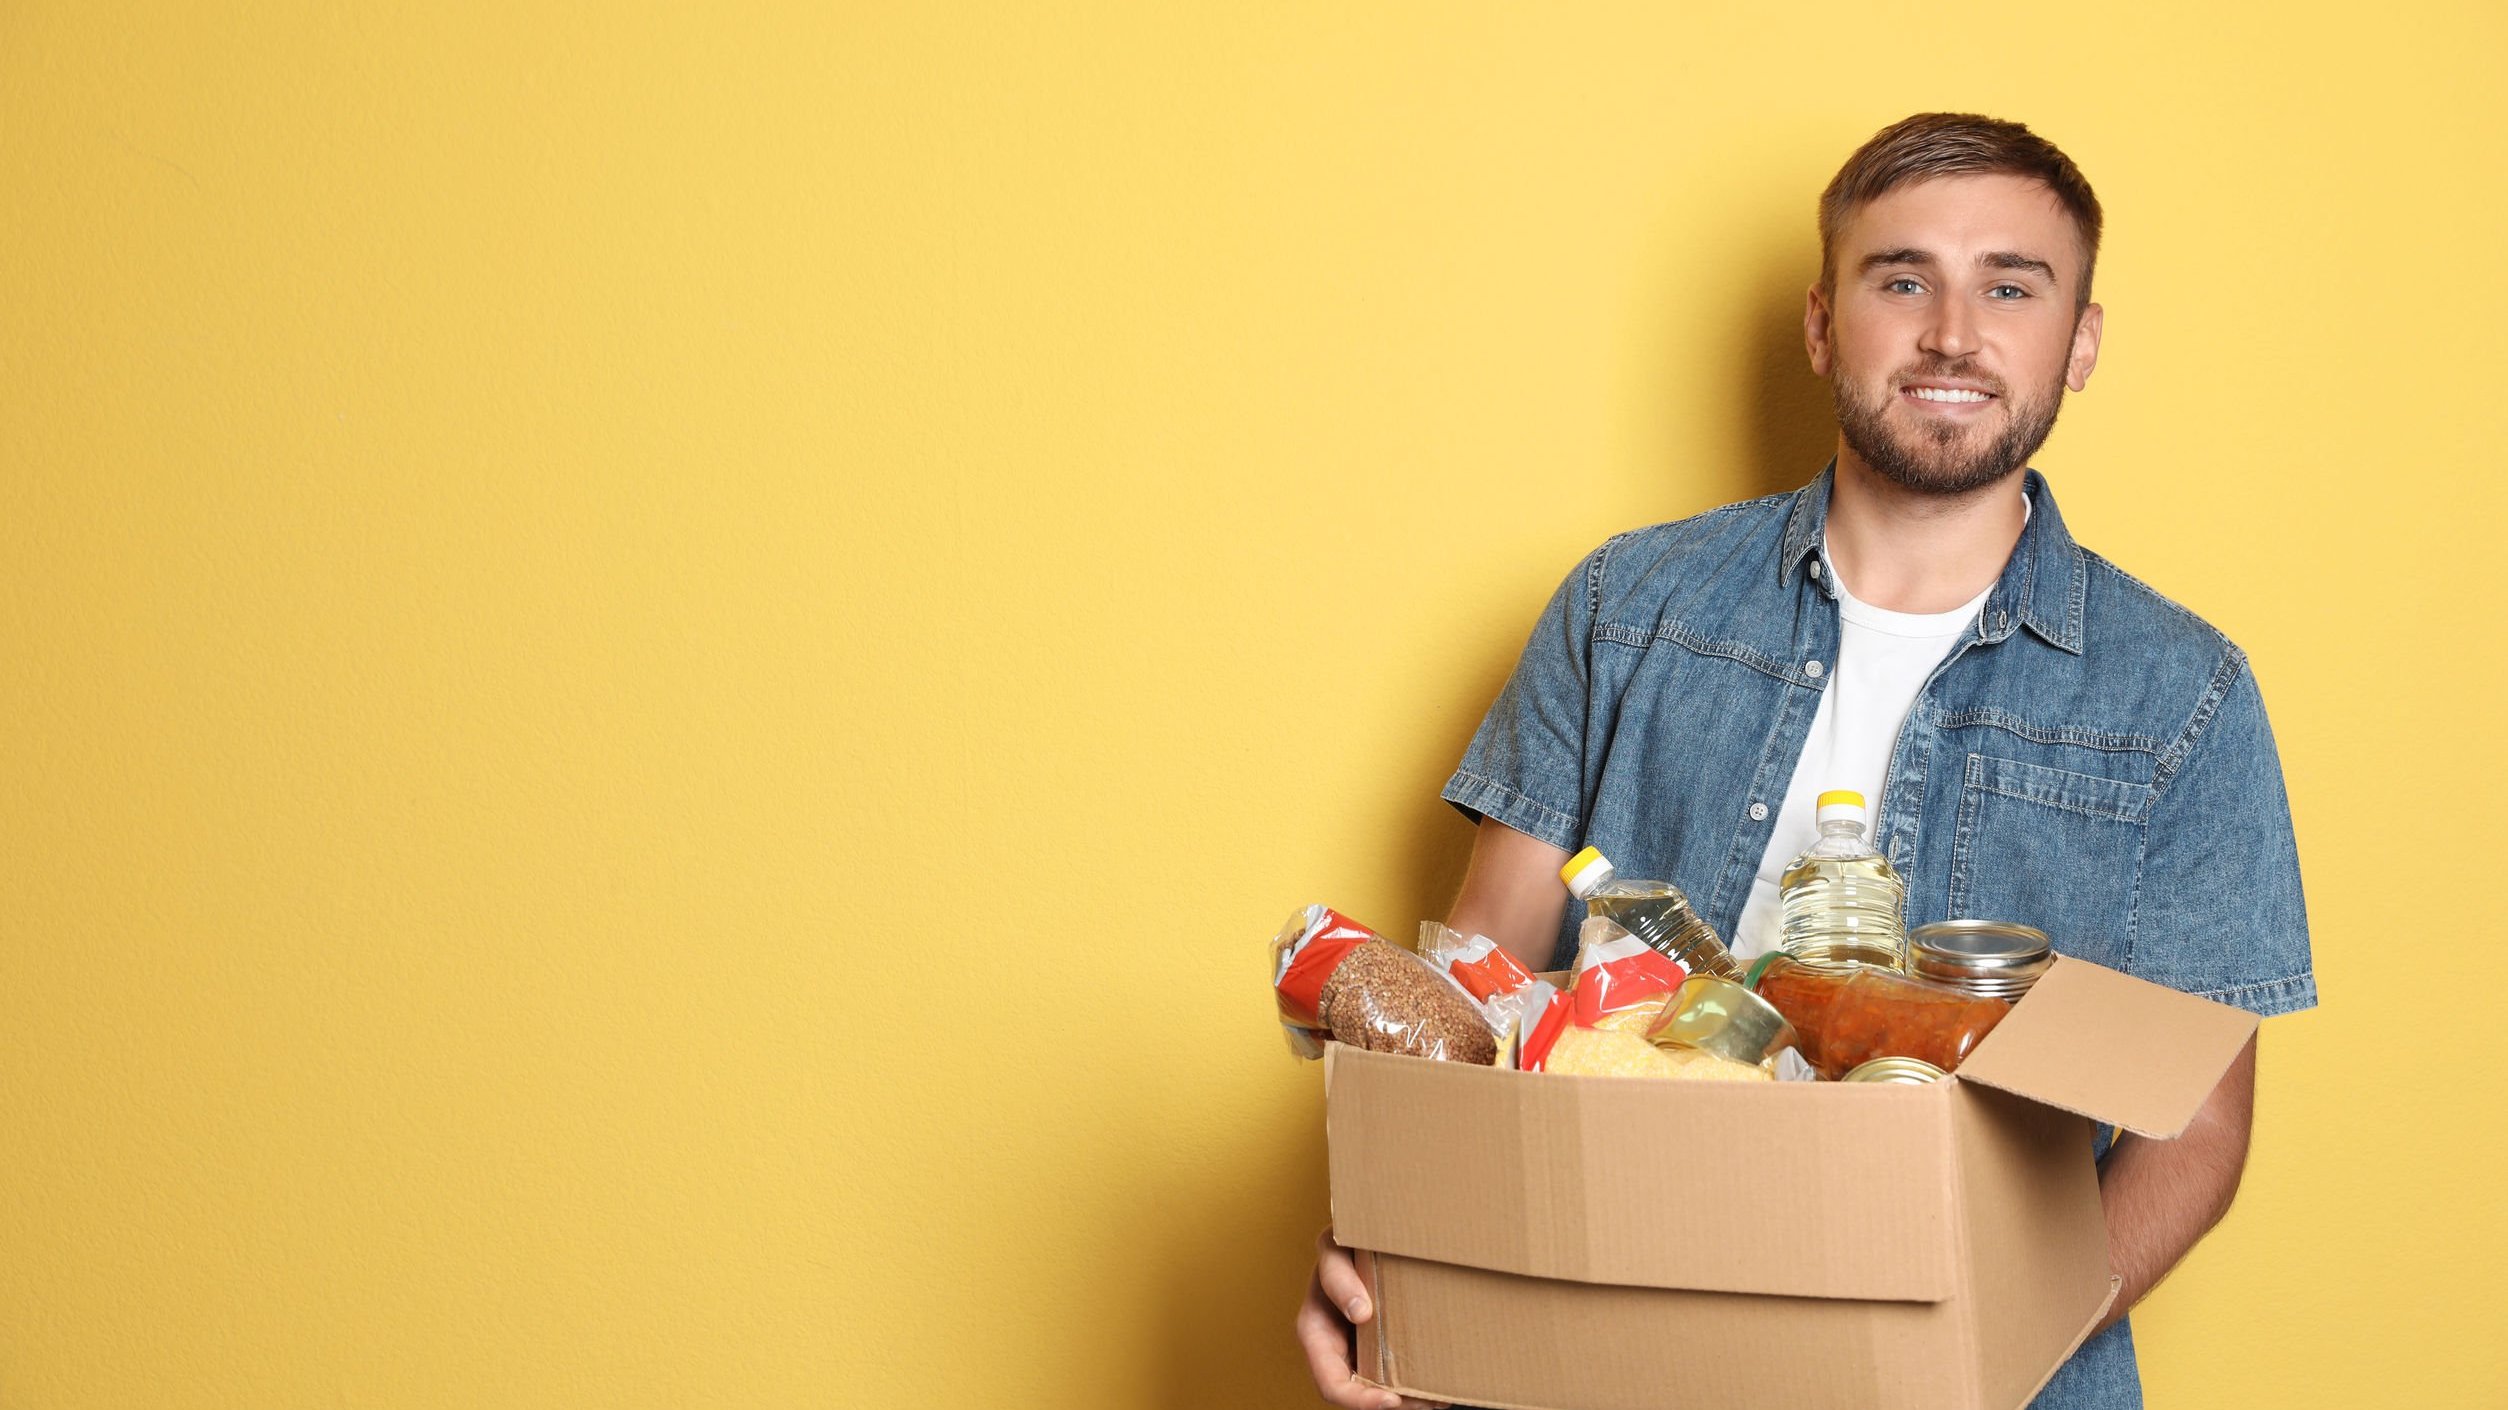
[{"xmin": 1807, "ymin": 173, "xmax": 2103, "ymax": 495}]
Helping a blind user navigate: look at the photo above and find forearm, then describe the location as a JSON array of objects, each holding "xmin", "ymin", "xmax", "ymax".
[
  {"xmin": 1444, "ymin": 820, "xmax": 1571, "ymax": 973},
  {"xmin": 2091, "ymin": 1034, "xmax": 2257, "ymax": 1331}
]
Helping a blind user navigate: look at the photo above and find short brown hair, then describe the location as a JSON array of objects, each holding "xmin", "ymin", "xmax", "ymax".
[{"xmin": 1819, "ymin": 113, "xmax": 2104, "ymax": 308}]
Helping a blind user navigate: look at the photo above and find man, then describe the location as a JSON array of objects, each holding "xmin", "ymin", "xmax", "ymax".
[{"xmin": 1294, "ymin": 113, "xmax": 2316, "ymax": 1410}]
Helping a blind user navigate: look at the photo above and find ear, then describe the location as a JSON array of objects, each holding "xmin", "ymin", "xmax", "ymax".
[
  {"xmin": 1805, "ymin": 283, "xmax": 1835, "ymax": 378},
  {"xmin": 2066, "ymin": 302, "xmax": 2103, "ymax": 392}
]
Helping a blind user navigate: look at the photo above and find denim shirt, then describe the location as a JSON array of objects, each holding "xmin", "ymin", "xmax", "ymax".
[{"xmin": 1442, "ymin": 467, "xmax": 2316, "ymax": 1410}]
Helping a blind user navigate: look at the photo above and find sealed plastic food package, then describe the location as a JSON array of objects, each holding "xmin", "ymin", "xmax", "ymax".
[
  {"xmin": 1418, "ymin": 923, "xmax": 1543, "ymax": 1064},
  {"xmin": 1417, "ymin": 923, "xmax": 1535, "ymax": 1012},
  {"xmin": 1566, "ymin": 916, "xmax": 1692, "ymax": 1035},
  {"xmin": 1513, "ymin": 980, "xmax": 1570, "ymax": 1072},
  {"xmin": 1544, "ymin": 1025, "xmax": 1772, "ymax": 1082},
  {"xmin": 1270, "ymin": 905, "xmax": 1499, "ymax": 1064},
  {"xmin": 1271, "ymin": 904, "xmax": 1371, "ymax": 1057}
]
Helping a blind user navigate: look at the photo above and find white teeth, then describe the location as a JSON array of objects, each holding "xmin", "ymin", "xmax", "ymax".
[{"xmin": 1909, "ymin": 387, "xmax": 1990, "ymax": 403}]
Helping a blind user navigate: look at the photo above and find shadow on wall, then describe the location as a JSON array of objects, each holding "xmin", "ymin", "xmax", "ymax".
[
  {"xmin": 1663, "ymin": 197, "xmax": 1836, "ymax": 508},
  {"xmin": 1197, "ymin": 202, "xmax": 1845, "ymax": 1410},
  {"xmin": 1734, "ymin": 231, "xmax": 1840, "ymax": 504},
  {"xmin": 1375, "ymin": 205, "xmax": 1838, "ymax": 939}
]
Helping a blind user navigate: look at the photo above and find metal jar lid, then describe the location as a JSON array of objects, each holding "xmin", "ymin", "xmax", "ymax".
[
  {"xmin": 1910, "ymin": 919, "xmax": 2053, "ymax": 999},
  {"xmin": 1840, "ymin": 1056, "xmax": 1948, "ymax": 1084}
]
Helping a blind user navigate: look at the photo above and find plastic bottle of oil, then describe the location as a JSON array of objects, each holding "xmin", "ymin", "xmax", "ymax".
[
  {"xmin": 1558, "ymin": 846, "xmax": 1742, "ymax": 980},
  {"xmin": 1776, "ymin": 790, "xmax": 1907, "ymax": 971}
]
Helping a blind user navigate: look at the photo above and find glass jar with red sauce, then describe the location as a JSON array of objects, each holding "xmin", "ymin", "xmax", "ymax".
[{"xmin": 1742, "ymin": 953, "xmax": 2012, "ymax": 1080}]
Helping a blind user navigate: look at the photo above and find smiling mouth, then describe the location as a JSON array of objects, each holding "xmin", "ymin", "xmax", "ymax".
[{"xmin": 1902, "ymin": 386, "xmax": 1996, "ymax": 405}]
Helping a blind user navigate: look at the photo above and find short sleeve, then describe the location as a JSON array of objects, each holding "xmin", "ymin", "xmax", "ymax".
[
  {"xmin": 2131, "ymin": 656, "xmax": 2317, "ymax": 1017},
  {"xmin": 1440, "ymin": 542, "xmax": 1612, "ymax": 852}
]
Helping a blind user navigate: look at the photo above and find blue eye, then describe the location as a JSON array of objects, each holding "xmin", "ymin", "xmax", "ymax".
[
  {"xmin": 1886, "ymin": 277, "xmax": 1924, "ymax": 294},
  {"xmin": 1987, "ymin": 284, "xmax": 2029, "ymax": 300}
]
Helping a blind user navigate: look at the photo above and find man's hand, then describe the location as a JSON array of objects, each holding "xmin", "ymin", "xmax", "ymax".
[{"xmin": 1293, "ymin": 1229, "xmax": 1448, "ymax": 1410}]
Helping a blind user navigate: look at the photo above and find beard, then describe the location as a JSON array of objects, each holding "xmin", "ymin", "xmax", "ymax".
[{"xmin": 1831, "ymin": 357, "xmax": 2068, "ymax": 496}]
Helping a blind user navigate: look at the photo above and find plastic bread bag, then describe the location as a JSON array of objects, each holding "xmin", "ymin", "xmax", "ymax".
[
  {"xmin": 1565, "ymin": 915, "xmax": 1693, "ymax": 1036},
  {"xmin": 1417, "ymin": 922, "xmax": 1540, "ymax": 1063},
  {"xmin": 1270, "ymin": 904, "xmax": 1498, "ymax": 1064}
]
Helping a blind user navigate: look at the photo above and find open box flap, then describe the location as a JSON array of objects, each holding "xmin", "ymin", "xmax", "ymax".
[
  {"xmin": 1955, "ymin": 956, "xmax": 2258, "ymax": 1139},
  {"xmin": 1326, "ymin": 1044, "xmax": 1960, "ymax": 1303}
]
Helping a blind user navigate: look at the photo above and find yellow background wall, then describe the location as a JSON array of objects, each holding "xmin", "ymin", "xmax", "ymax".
[{"xmin": 4, "ymin": 3, "xmax": 2499, "ymax": 1406}]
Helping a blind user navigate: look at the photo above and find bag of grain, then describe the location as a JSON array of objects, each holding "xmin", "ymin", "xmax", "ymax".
[{"xmin": 1271, "ymin": 905, "xmax": 1499, "ymax": 1064}]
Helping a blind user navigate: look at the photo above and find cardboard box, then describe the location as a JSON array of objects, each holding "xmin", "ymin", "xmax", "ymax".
[{"xmin": 1326, "ymin": 955, "xmax": 2259, "ymax": 1410}]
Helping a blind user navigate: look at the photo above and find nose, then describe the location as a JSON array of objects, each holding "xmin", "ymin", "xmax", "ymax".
[{"xmin": 1920, "ymin": 292, "xmax": 1977, "ymax": 361}]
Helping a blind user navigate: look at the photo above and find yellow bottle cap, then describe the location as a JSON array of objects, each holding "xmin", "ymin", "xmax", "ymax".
[
  {"xmin": 1816, "ymin": 789, "xmax": 1865, "ymax": 810},
  {"xmin": 1559, "ymin": 846, "xmax": 1604, "ymax": 887},
  {"xmin": 1559, "ymin": 846, "xmax": 1616, "ymax": 898}
]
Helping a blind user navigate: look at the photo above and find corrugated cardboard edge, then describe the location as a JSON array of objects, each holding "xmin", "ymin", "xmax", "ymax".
[
  {"xmin": 1348, "ymin": 1275, "xmax": 2123, "ymax": 1410},
  {"xmin": 2004, "ymin": 1276, "xmax": 2122, "ymax": 1410},
  {"xmin": 1940, "ymin": 1088, "xmax": 1985, "ymax": 1410},
  {"xmin": 1955, "ymin": 956, "xmax": 2260, "ymax": 1139},
  {"xmin": 1946, "ymin": 1084, "xmax": 2114, "ymax": 1409},
  {"xmin": 1352, "ymin": 1250, "xmax": 1385, "ymax": 1388},
  {"xmin": 1328, "ymin": 1042, "xmax": 1961, "ymax": 1301},
  {"xmin": 1350, "ymin": 1255, "xmax": 1571, "ymax": 1410}
]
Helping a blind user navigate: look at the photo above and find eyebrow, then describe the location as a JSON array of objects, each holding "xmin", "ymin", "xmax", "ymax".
[
  {"xmin": 1982, "ymin": 250, "xmax": 2060, "ymax": 283},
  {"xmin": 1859, "ymin": 248, "xmax": 2061, "ymax": 285}
]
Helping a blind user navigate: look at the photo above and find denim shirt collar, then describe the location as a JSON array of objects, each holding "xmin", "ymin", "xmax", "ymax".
[{"xmin": 1777, "ymin": 463, "xmax": 2087, "ymax": 655}]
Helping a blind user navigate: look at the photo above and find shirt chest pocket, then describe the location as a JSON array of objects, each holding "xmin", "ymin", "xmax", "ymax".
[{"xmin": 1946, "ymin": 752, "xmax": 2153, "ymax": 971}]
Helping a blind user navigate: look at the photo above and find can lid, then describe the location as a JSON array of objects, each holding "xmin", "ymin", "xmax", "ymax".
[
  {"xmin": 1559, "ymin": 846, "xmax": 1616, "ymax": 899},
  {"xmin": 1841, "ymin": 1056, "xmax": 1948, "ymax": 1084},
  {"xmin": 1910, "ymin": 919, "xmax": 2053, "ymax": 983}
]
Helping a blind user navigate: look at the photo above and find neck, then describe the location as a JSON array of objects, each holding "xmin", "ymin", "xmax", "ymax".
[{"xmin": 1824, "ymin": 444, "xmax": 2029, "ymax": 614}]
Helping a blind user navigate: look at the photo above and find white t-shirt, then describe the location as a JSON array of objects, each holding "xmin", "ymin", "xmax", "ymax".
[{"xmin": 1727, "ymin": 511, "xmax": 2021, "ymax": 960}]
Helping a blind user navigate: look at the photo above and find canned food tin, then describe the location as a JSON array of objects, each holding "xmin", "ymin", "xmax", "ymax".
[
  {"xmin": 1910, "ymin": 919, "xmax": 2053, "ymax": 1001},
  {"xmin": 1644, "ymin": 975, "xmax": 1800, "ymax": 1069},
  {"xmin": 1840, "ymin": 1056, "xmax": 1948, "ymax": 1084}
]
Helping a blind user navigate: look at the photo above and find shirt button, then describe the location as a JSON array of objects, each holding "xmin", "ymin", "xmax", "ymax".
[
  {"xmin": 1804, "ymin": 660, "xmax": 1825, "ymax": 678},
  {"xmin": 1749, "ymin": 802, "xmax": 1769, "ymax": 821},
  {"xmin": 1995, "ymin": 611, "xmax": 2009, "ymax": 632}
]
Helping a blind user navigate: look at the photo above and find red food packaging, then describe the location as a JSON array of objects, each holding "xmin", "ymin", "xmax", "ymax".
[
  {"xmin": 1418, "ymin": 922, "xmax": 1544, "ymax": 1065},
  {"xmin": 1269, "ymin": 905, "xmax": 1499, "ymax": 1063},
  {"xmin": 1565, "ymin": 916, "xmax": 1692, "ymax": 1034},
  {"xmin": 1273, "ymin": 905, "xmax": 1378, "ymax": 1055},
  {"xmin": 1514, "ymin": 980, "xmax": 1571, "ymax": 1072}
]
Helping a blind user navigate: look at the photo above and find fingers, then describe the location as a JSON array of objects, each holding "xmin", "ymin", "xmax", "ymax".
[
  {"xmin": 1313, "ymin": 1229, "xmax": 1371, "ymax": 1324},
  {"xmin": 1294, "ymin": 1270, "xmax": 1396, "ymax": 1409},
  {"xmin": 1303, "ymin": 1232, "xmax": 1441, "ymax": 1409}
]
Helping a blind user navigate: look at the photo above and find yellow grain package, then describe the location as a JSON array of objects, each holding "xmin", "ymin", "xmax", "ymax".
[{"xmin": 1542, "ymin": 1025, "xmax": 1771, "ymax": 1082}]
